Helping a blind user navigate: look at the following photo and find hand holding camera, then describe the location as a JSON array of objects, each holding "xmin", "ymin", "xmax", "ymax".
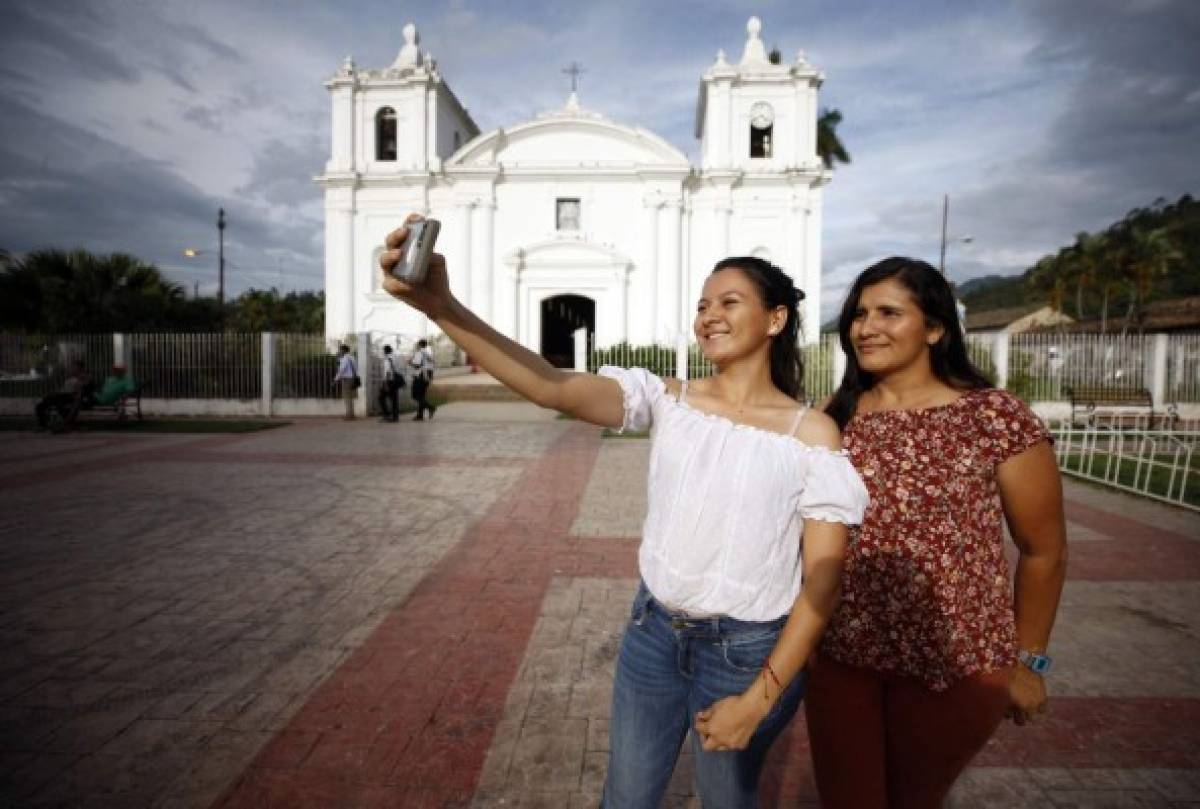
[{"xmin": 379, "ymin": 213, "xmax": 452, "ymax": 320}]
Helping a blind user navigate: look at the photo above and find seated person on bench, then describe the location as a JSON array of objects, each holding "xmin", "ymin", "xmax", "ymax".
[
  {"xmin": 34, "ymin": 361, "xmax": 90, "ymax": 431},
  {"xmin": 92, "ymin": 365, "xmax": 137, "ymax": 410}
]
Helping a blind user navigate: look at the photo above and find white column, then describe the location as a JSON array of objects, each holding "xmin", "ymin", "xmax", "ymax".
[
  {"xmin": 325, "ymin": 205, "xmax": 355, "ymax": 338},
  {"xmin": 803, "ymin": 195, "xmax": 822, "ymax": 345},
  {"xmin": 425, "ymin": 87, "xmax": 437, "ymax": 170},
  {"xmin": 661, "ymin": 200, "xmax": 682, "ymax": 342},
  {"xmin": 993, "ymin": 332, "xmax": 1010, "ymax": 390},
  {"xmin": 480, "ymin": 201, "xmax": 496, "ymax": 323},
  {"xmin": 261, "ymin": 332, "xmax": 274, "ymax": 417},
  {"xmin": 573, "ymin": 327, "xmax": 587, "ymax": 371},
  {"xmin": 1151, "ymin": 333, "xmax": 1169, "ymax": 407},
  {"xmin": 456, "ymin": 202, "xmax": 474, "ymax": 309},
  {"xmin": 680, "ymin": 203, "xmax": 693, "ymax": 338},
  {"xmin": 643, "ymin": 199, "xmax": 660, "ymax": 344},
  {"xmin": 716, "ymin": 205, "xmax": 732, "ymax": 257},
  {"xmin": 833, "ymin": 339, "xmax": 847, "ymax": 388},
  {"xmin": 356, "ymin": 332, "xmax": 371, "ymax": 417},
  {"xmin": 112, "ymin": 334, "xmax": 126, "ymax": 369},
  {"xmin": 329, "ymin": 83, "xmax": 355, "ymax": 171}
]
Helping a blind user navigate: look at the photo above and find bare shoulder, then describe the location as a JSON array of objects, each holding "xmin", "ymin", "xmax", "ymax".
[
  {"xmin": 660, "ymin": 376, "xmax": 682, "ymax": 399},
  {"xmin": 795, "ymin": 408, "xmax": 843, "ymax": 451}
]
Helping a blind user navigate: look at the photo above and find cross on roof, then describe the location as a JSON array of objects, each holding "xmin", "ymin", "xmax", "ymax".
[{"xmin": 562, "ymin": 62, "xmax": 585, "ymax": 93}]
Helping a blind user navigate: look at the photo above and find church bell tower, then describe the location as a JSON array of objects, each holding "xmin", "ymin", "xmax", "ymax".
[{"xmin": 695, "ymin": 17, "xmax": 825, "ymax": 172}]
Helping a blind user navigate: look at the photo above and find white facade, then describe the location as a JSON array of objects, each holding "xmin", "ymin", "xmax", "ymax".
[{"xmin": 318, "ymin": 18, "xmax": 832, "ymax": 355}]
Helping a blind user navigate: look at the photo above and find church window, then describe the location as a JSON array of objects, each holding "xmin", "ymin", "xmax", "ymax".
[
  {"xmin": 453, "ymin": 131, "xmax": 461, "ymax": 150},
  {"xmin": 750, "ymin": 102, "xmax": 774, "ymax": 159},
  {"xmin": 376, "ymin": 107, "xmax": 397, "ymax": 161},
  {"xmin": 556, "ymin": 198, "xmax": 581, "ymax": 231}
]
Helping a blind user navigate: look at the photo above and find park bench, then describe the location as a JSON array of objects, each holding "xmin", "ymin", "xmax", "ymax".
[
  {"xmin": 1065, "ymin": 385, "xmax": 1174, "ymax": 429},
  {"xmin": 81, "ymin": 384, "xmax": 143, "ymax": 421},
  {"xmin": 47, "ymin": 383, "xmax": 143, "ymax": 431}
]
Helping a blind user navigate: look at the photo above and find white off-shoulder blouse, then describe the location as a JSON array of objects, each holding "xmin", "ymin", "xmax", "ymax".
[{"xmin": 599, "ymin": 366, "xmax": 869, "ymax": 622}]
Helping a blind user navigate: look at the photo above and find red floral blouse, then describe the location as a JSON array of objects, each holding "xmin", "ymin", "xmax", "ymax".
[{"xmin": 820, "ymin": 388, "xmax": 1051, "ymax": 691}]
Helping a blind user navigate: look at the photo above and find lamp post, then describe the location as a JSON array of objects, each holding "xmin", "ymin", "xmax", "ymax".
[
  {"xmin": 217, "ymin": 207, "xmax": 226, "ymax": 312},
  {"xmin": 938, "ymin": 195, "xmax": 973, "ymax": 276}
]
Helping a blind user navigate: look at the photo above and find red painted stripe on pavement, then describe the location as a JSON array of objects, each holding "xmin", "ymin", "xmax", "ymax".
[
  {"xmin": 213, "ymin": 423, "xmax": 603, "ymax": 808},
  {"xmin": 1063, "ymin": 498, "xmax": 1200, "ymax": 580}
]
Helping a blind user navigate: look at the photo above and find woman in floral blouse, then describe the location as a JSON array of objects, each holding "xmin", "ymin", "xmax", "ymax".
[{"xmin": 807, "ymin": 257, "xmax": 1068, "ymax": 808}]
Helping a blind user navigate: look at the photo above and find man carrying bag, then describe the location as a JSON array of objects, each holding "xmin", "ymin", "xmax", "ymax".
[{"xmin": 377, "ymin": 344, "xmax": 404, "ymax": 422}]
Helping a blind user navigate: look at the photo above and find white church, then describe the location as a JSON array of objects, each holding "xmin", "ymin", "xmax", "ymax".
[{"xmin": 318, "ymin": 17, "xmax": 832, "ymax": 364}]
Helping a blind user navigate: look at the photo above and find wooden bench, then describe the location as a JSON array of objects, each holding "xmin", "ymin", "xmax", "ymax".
[
  {"xmin": 1065, "ymin": 385, "xmax": 1172, "ymax": 428},
  {"xmin": 82, "ymin": 385, "xmax": 143, "ymax": 421},
  {"xmin": 50, "ymin": 385, "xmax": 143, "ymax": 430}
]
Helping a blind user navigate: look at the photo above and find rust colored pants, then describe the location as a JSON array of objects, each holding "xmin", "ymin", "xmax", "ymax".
[{"xmin": 805, "ymin": 654, "xmax": 1013, "ymax": 809}]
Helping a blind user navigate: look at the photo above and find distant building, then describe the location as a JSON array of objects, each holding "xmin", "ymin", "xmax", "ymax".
[
  {"xmin": 1042, "ymin": 296, "xmax": 1200, "ymax": 334},
  {"xmin": 317, "ymin": 18, "xmax": 832, "ymax": 360},
  {"xmin": 964, "ymin": 304, "xmax": 1074, "ymax": 335}
]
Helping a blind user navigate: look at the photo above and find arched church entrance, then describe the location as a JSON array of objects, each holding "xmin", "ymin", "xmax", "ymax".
[{"xmin": 540, "ymin": 294, "xmax": 595, "ymax": 368}]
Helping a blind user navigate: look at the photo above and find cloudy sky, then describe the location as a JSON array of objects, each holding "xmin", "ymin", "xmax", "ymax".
[{"xmin": 1, "ymin": 0, "xmax": 1197, "ymax": 319}]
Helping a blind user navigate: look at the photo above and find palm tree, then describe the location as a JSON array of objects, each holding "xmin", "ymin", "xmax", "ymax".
[
  {"xmin": 1123, "ymin": 226, "xmax": 1183, "ymax": 333},
  {"xmin": 816, "ymin": 108, "xmax": 851, "ymax": 169},
  {"xmin": 18, "ymin": 249, "xmax": 184, "ymax": 332},
  {"xmin": 1029, "ymin": 254, "xmax": 1065, "ymax": 319}
]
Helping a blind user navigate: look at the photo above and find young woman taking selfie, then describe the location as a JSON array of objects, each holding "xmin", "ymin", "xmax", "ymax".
[{"xmin": 379, "ymin": 214, "xmax": 867, "ymax": 808}]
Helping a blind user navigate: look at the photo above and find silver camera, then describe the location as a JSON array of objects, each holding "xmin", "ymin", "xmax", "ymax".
[{"xmin": 391, "ymin": 218, "xmax": 441, "ymax": 284}]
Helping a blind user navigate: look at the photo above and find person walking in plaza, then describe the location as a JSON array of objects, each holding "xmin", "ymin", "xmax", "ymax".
[
  {"xmin": 333, "ymin": 344, "xmax": 358, "ymax": 421},
  {"xmin": 378, "ymin": 214, "xmax": 868, "ymax": 808},
  {"xmin": 806, "ymin": 257, "xmax": 1068, "ymax": 809},
  {"xmin": 408, "ymin": 338, "xmax": 437, "ymax": 421},
  {"xmin": 377, "ymin": 344, "xmax": 403, "ymax": 422}
]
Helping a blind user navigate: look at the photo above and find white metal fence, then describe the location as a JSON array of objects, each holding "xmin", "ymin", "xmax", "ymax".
[
  {"xmin": 1050, "ymin": 421, "xmax": 1200, "ymax": 511},
  {"xmin": 589, "ymin": 332, "xmax": 1200, "ymax": 405}
]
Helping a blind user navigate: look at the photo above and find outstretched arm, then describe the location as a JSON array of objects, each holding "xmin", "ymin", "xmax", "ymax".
[{"xmin": 379, "ymin": 215, "xmax": 626, "ymax": 427}]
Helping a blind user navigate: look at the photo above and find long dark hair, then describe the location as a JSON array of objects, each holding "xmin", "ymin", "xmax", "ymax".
[
  {"xmin": 825, "ymin": 257, "xmax": 991, "ymax": 429},
  {"xmin": 710, "ymin": 256, "xmax": 806, "ymax": 400}
]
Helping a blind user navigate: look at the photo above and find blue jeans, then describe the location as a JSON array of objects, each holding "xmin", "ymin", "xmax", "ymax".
[{"xmin": 602, "ymin": 582, "xmax": 805, "ymax": 808}]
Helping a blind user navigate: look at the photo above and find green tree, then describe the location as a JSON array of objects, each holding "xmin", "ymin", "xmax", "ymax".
[
  {"xmin": 1, "ymin": 249, "xmax": 189, "ymax": 332},
  {"xmin": 1123, "ymin": 225, "xmax": 1183, "ymax": 333},
  {"xmin": 816, "ymin": 108, "xmax": 851, "ymax": 169}
]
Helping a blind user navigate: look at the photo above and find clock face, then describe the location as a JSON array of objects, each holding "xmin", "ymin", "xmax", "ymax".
[{"xmin": 750, "ymin": 102, "xmax": 774, "ymax": 129}]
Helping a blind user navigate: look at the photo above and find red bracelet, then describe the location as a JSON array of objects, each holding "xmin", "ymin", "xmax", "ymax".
[{"xmin": 762, "ymin": 659, "xmax": 784, "ymax": 697}]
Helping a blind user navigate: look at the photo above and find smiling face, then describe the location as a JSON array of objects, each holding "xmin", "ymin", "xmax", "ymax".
[
  {"xmin": 849, "ymin": 277, "xmax": 945, "ymax": 376},
  {"xmin": 694, "ymin": 267, "xmax": 786, "ymax": 364}
]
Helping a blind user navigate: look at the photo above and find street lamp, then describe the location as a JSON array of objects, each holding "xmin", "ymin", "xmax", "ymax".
[
  {"xmin": 938, "ymin": 194, "xmax": 974, "ymax": 275},
  {"xmin": 217, "ymin": 207, "xmax": 226, "ymax": 312}
]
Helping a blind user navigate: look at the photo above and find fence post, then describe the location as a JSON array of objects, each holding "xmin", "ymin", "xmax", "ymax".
[
  {"xmin": 261, "ymin": 332, "xmax": 274, "ymax": 417},
  {"xmin": 675, "ymin": 332, "xmax": 689, "ymax": 380},
  {"xmin": 994, "ymin": 333, "xmax": 1010, "ymax": 390},
  {"xmin": 113, "ymin": 333, "xmax": 126, "ymax": 369},
  {"xmin": 1150, "ymin": 333, "xmax": 1169, "ymax": 407},
  {"xmin": 832, "ymin": 339, "xmax": 846, "ymax": 389},
  {"xmin": 573, "ymin": 327, "xmax": 587, "ymax": 372},
  {"xmin": 357, "ymin": 332, "xmax": 372, "ymax": 417}
]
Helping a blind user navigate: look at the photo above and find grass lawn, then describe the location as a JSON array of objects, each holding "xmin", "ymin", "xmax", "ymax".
[
  {"xmin": 1060, "ymin": 451, "xmax": 1200, "ymax": 508},
  {"xmin": 601, "ymin": 428, "xmax": 649, "ymax": 439},
  {"xmin": 0, "ymin": 418, "xmax": 290, "ymax": 434}
]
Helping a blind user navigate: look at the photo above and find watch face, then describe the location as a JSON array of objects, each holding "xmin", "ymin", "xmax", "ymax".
[{"xmin": 750, "ymin": 101, "xmax": 774, "ymax": 129}]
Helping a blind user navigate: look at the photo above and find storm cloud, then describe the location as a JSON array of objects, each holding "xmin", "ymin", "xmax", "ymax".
[{"xmin": 0, "ymin": 0, "xmax": 1196, "ymax": 317}]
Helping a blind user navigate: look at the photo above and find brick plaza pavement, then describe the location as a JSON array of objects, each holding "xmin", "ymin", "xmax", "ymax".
[{"xmin": 1, "ymin": 403, "xmax": 1198, "ymax": 808}]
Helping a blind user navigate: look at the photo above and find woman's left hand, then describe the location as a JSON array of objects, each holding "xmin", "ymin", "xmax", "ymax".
[
  {"xmin": 1006, "ymin": 667, "xmax": 1047, "ymax": 725},
  {"xmin": 694, "ymin": 694, "xmax": 768, "ymax": 752}
]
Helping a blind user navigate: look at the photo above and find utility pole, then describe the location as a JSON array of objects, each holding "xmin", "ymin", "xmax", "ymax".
[
  {"xmin": 218, "ymin": 207, "xmax": 227, "ymax": 316},
  {"xmin": 939, "ymin": 194, "xmax": 949, "ymax": 274}
]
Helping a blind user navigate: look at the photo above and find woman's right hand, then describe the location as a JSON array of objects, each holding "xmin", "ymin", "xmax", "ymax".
[{"xmin": 379, "ymin": 214, "xmax": 454, "ymax": 320}]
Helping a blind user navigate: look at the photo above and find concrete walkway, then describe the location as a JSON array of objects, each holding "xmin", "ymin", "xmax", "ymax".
[{"xmin": 1, "ymin": 403, "xmax": 1198, "ymax": 808}]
